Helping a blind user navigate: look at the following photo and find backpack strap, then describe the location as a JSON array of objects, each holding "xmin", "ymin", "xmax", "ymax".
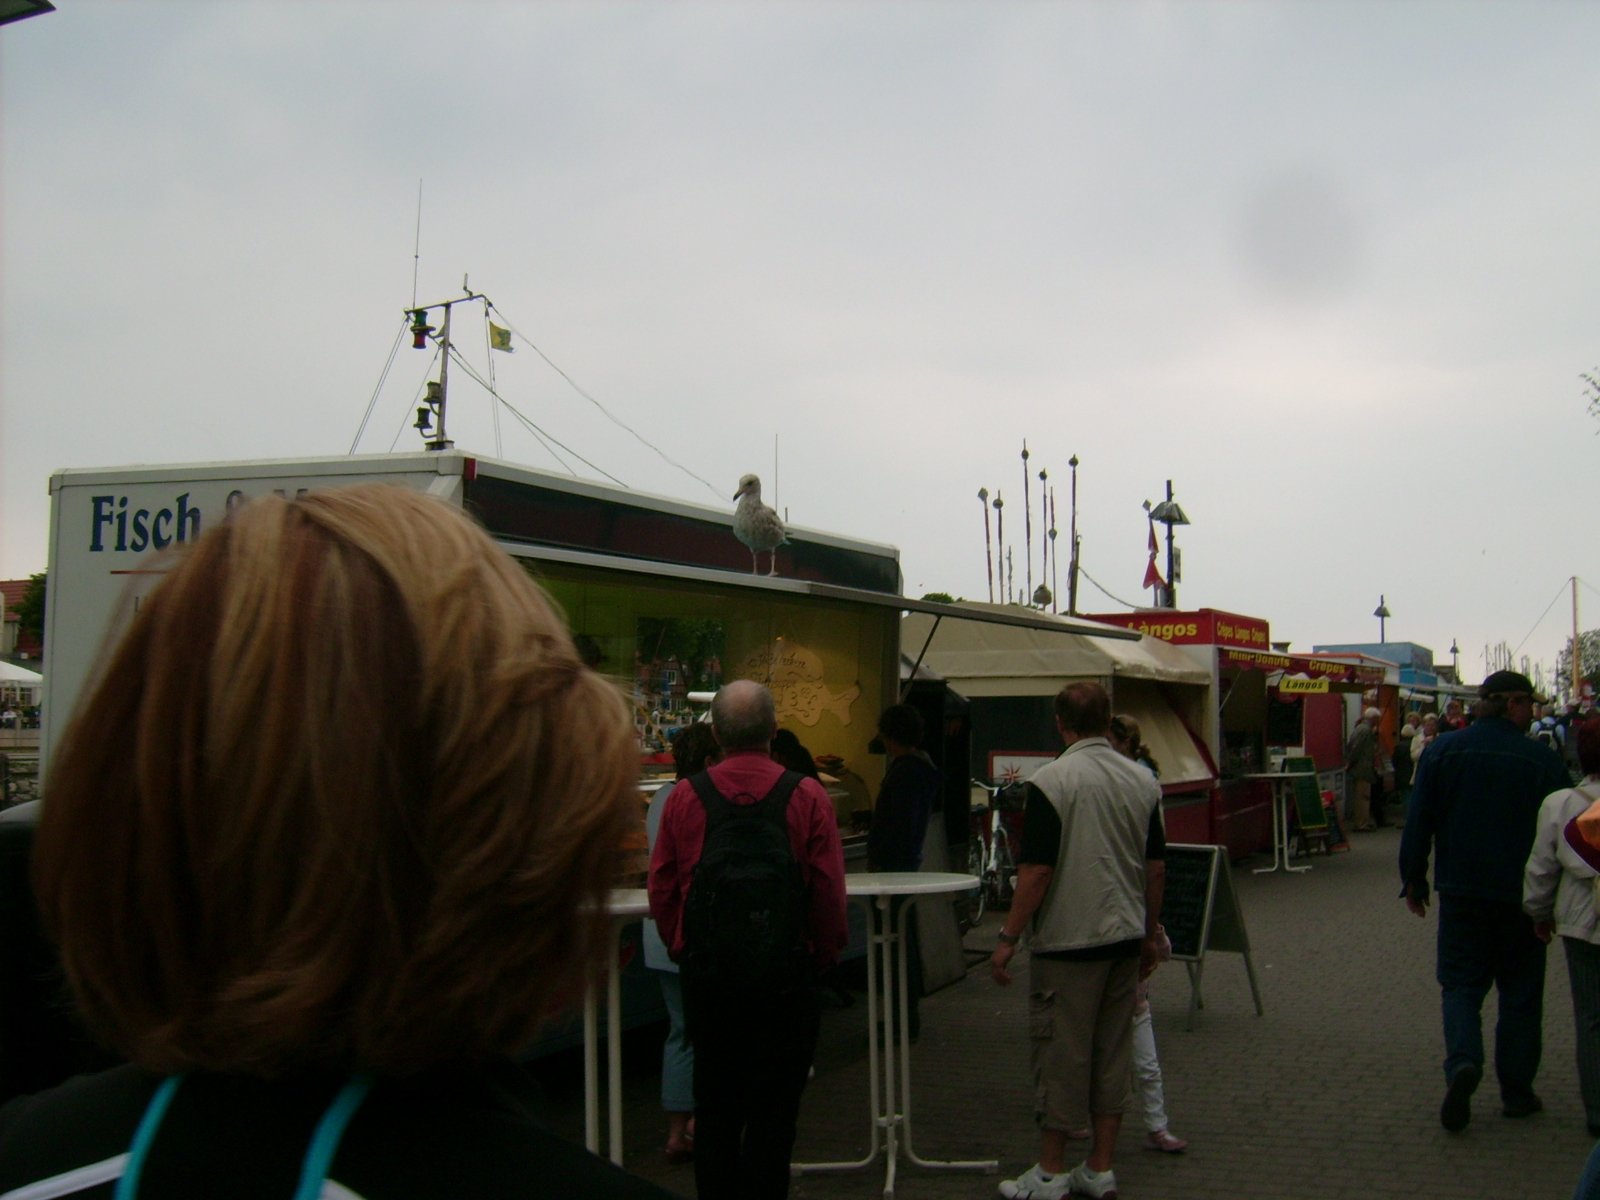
[
  {"xmin": 689, "ymin": 769, "xmax": 733, "ymax": 830},
  {"xmin": 758, "ymin": 771, "xmax": 804, "ymax": 867},
  {"xmin": 760, "ymin": 769, "xmax": 803, "ymax": 816}
]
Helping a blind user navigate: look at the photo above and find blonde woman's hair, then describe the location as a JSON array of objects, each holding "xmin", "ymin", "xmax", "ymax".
[{"xmin": 36, "ymin": 485, "xmax": 636, "ymax": 1077}]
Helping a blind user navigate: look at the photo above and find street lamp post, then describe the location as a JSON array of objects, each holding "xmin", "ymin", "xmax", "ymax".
[
  {"xmin": 1147, "ymin": 480, "xmax": 1190, "ymax": 610},
  {"xmin": 1373, "ymin": 595, "xmax": 1391, "ymax": 643}
]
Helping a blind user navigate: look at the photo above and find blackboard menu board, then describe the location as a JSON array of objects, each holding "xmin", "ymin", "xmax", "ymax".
[
  {"xmin": 1162, "ymin": 844, "xmax": 1220, "ymax": 960},
  {"xmin": 1159, "ymin": 843, "xmax": 1263, "ymax": 1028}
]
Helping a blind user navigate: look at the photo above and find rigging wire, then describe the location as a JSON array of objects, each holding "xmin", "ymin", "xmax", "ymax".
[
  {"xmin": 497, "ymin": 404, "xmax": 579, "ymax": 477},
  {"xmin": 485, "ymin": 304, "xmax": 725, "ymax": 501},
  {"xmin": 1077, "ymin": 564, "xmax": 1140, "ymax": 611},
  {"xmin": 480, "ymin": 312, "xmax": 503, "ymax": 457},
  {"xmin": 386, "ymin": 346, "xmax": 441, "ymax": 452},
  {"xmin": 444, "ymin": 346, "xmax": 627, "ymax": 487},
  {"xmin": 349, "ymin": 320, "xmax": 410, "ymax": 454},
  {"xmin": 1512, "ymin": 579, "xmax": 1572, "ymax": 658}
]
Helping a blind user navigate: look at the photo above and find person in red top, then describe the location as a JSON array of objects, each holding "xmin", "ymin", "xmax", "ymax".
[{"xmin": 648, "ymin": 680, "xmax": 847, "ymax": 1200}]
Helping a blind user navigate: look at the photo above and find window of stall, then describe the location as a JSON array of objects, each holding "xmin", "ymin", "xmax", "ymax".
[
  {"xmin": 1219, "ymin": 666, "xmax": 1268, "ymax": 777},
  {"xmin": 525, "ymin": 560, "xmax": 896, "ymax": 814}
]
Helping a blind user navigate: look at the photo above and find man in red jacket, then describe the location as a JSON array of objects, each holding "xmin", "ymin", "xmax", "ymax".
[{"xmin": 648, "ymin": 680, "xmax": 847, "ymax": 1200}]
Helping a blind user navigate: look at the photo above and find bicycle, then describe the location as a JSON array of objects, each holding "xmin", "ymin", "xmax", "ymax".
[{"xmin": 966, "ymin": 779, "xmax": 1026, "ymax": 919}]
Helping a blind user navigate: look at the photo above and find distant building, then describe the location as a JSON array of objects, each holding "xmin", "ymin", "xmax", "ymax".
[{"xmin": 0, "ymin": 579, "xmax": 43, "ymax": 662}]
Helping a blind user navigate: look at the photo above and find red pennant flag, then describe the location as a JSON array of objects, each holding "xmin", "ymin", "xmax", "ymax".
[{"xmin": 1142, "ymin": 519, "xmax": 1165, "ymax": 591}]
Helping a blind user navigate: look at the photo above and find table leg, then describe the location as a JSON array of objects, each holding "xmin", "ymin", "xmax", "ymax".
[
  {"xmin": 582, "ymin": 984, "xmax": 599, "ymax": 1154},
  {"xmin": 896, "ymin": 895, "xmax": 999, "ymax": 1175},
  {"xmin": 1282, "ymin": 785, "xmax": 1311, "ymax": 874},
  {"xmin": 793, "ymin": 895, "xmax": 881, "ymax": 1176},
  {"xmin": 877, "ymin": 895, "xmax": 900, "ymax": 1182},
  {"xmin": 607, "ymin": 937, "xmax": 624, "ymax": 1165},
  {"xmin": 1253, "ymin": 783, "xmax": 1286, "ymax": 874},
  {"xmin": 795, "ymin": 888, "xmax": 996, "ymax": 1190}
]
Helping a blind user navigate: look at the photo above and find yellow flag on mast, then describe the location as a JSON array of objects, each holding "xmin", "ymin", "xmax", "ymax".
[{"xmin": 488, "ymin": 322, "xmax": 513, "ymax": 352}]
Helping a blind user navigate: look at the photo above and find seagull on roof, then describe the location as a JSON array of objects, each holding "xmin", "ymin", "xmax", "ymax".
[{"xmin": 732, "ymin": 473, "xmax": 786, "ymax": 576}]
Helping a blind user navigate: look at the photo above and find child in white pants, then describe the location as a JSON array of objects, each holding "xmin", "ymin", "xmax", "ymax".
[{"xmin": 1133, "ymin": 950, "xmax": 1188, "ymax": 1154}]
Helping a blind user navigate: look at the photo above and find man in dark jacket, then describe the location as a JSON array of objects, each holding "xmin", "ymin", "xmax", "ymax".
[
  {"xmin": 1400, "ymin": 670, "xmax": 1571, "ymax": 1132},
  {"xmin": 867, "ymin": 703, "xmax": 940, "ymax": 1042}
]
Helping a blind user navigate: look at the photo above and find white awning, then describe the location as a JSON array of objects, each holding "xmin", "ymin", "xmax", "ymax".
[{"xmin": 902, "ymin": 606, "xmax": 1210, "ymax": 696}]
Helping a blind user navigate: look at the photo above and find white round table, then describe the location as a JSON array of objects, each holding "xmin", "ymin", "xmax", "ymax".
[
  {"xmin": 582, "ymin": 888, "xmax": 649, "ymax": 1165},
  {"xmin": 793, "ymin": 872, "xmax": 997, "ymax": 1197}
]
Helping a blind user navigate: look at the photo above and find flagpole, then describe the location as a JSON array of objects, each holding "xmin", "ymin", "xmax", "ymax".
[
  {"xmin": 1036, "ymin": 466, "xmax": 1049, "ymax": 607},
  {"xmin": 1067, "ymin": 456, "xmax": 1079, "ymax": 616},
  {"xmin": 1021, "ymin": 442, "xmax": 1033, "ymax": 604},
  {"xmin": 994, "ymin": 491, "xmax": 1005, "ymax": 601},
  {"xmin": 979, "ymin": 488, "xmax": 993, "ymax": 603},
  {"xmin": 1047, "ymin": 487, "xmax": 1058, "ymax": 614}
]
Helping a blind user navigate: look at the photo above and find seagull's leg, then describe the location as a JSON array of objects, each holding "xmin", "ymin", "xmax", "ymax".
[
  {"xmin": 767, "ymin": 553, "xmax": 778, "ymax": 577},
  {"xmin": 750, "ymin": 548, "xmax": 759, "ymax": 574}
]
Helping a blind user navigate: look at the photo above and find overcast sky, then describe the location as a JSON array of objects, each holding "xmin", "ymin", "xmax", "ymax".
[{"xmin": 3, "ymin": 0, "xmax": 1597, "ymax": 687}]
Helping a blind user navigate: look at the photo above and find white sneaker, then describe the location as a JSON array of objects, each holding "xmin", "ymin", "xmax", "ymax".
[
  {"xmin": 1066, "ymin": 1162, "xmax": 1118, "ymax": 1198},
  {"xmin": 998, "ymin": 1163, "xmax": 1071, "ymax": 1199}
]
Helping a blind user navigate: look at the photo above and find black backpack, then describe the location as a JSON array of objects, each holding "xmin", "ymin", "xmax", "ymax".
[{"xmin": 683, "ymin": 769, "xmax": 808, "ymax": 993}]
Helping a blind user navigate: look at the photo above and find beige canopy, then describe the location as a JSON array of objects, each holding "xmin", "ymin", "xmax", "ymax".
[
  {"xmin": 902, "ymin": 605, "xmax": 1215, "ymax": 790},
  {"xmin": 902, "ymin": 604, "xmax": 1210, "ymax": 696}
]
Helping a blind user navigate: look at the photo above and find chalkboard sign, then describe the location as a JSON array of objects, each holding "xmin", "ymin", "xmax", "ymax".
[
  {"xmin": 1161, "ymin": 843, "xmax": 1264, "ymax": 1028},
  {"xmin": 1162, "ymin": 845, "xmax": 1217, "ymax": 960}
]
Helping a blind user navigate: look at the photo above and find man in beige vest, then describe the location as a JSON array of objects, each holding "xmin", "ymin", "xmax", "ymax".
[{"xmin": 990, "ymin": 681, "xmax": 1166, "ymax": 1200}]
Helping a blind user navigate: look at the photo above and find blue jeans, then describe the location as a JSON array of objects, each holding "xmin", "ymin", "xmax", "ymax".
[
  {"xmin": 656, "ymin": 969, "xmax": 694, "ymax": 1113},
  {"xmin": 1436, "ymin": 893, "xmax": 1546, "ymax": 1102},
  {"xmin": 1574, "ymin": 1139, "xmax": 1600, "ymax": 1200}
]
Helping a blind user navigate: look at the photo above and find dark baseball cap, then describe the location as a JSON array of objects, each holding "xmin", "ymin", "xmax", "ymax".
[{"xmin": 1479, "ymin": 669, "xmax": 1543, "ymax": 701}]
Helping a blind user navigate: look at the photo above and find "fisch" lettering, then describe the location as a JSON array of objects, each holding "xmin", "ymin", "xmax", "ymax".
[{"xmin": 89, "ymin": 493, "xmax": 202, "ymax": 553}]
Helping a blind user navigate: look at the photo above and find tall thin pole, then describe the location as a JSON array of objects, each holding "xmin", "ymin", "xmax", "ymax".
[
  {"xmin": 994, "ymin": 491, "xmax": 1005, "ymax": 602},
  {"xmin": 1037, "ymin": 467, "xmax": 1049, "ymax": 605},
  {"xmin": 980, "ymin": 488, "xmax": 994, "ymax": 603},
  {"xmin": 428, "ymin": 302, "xmax": 454, "ymax": 451},
  {"xmin": 1048, "ymin": 487, "xmax": 1059, "ymax": 614},
  {"xmin": 1164, "ymin": 479, "xmax": 1177, "ymax": 609},
  {"xmin": 1574, "ymin": 575, "xmax": 1582, "ymax": 702},
  {"xmin": 1068, "ymin": 456, "xmax": 1080, "ymax": 616},
  {"xmin": 411, "ymin": 179, "xmax": 423, "ymax": 310},
  {"xmin": 1021, "ymin": 443, "xmax": 1033, "ymax": 603}
]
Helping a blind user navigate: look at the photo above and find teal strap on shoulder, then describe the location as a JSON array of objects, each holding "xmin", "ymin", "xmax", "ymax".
[
  {"xmin": 292, "ymin": 1073, "xmax": 373, "ymax": 1200},
  {"xmin": 114, "ymin": 1075, "xmax": 183, "ymax": 1200}
]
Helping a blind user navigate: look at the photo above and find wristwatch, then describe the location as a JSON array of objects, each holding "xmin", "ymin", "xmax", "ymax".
[{"xmin": 997, "ymin": 929, "xmax": 1020, "ymax": 946}]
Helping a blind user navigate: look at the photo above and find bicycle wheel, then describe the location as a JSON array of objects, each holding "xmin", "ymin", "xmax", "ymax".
[
  {"xmin": 965, "ymin": 839, "xmax": 986, "ymax": 925},
  {"xmin": 992, "ymin": 839, "xmax": 1016, "ymax": 909}
]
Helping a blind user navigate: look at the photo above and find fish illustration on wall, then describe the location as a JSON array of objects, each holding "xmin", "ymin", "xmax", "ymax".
[{"xmin": 735, "ymin": 639, "xmax": 860, "ymax": 728}]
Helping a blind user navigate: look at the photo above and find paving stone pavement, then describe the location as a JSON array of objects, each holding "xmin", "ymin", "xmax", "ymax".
[{"xmin": 529, "ymin": 829, "xmax": 1596, "ymax": 1198}]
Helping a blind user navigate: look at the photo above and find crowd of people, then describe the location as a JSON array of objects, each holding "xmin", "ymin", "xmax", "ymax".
[
  {"xmin": 1398, "ymin": 669, "xmax": 1600, "ymax": 1200},
  {"xmin": 7, "ymin": 483, "xmax": 1598, "ymax": 1198}
]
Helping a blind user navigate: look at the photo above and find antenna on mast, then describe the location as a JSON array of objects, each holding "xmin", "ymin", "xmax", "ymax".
[{"xmin": 410, "ymin": 179, "xmax": 423, "ymax": 310}]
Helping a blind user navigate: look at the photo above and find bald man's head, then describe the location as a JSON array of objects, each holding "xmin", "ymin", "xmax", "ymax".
[{"xmin": 710, "ymin": 680, "xmax": 777, "ymax": 752}]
